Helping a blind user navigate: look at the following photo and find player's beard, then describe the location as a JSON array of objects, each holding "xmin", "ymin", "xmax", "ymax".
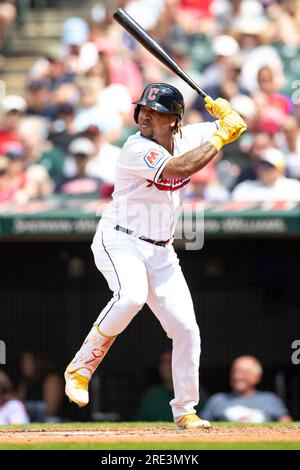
[{"xmin": 140, "ymin": 124, "xmax": 154, "ymax": 139}]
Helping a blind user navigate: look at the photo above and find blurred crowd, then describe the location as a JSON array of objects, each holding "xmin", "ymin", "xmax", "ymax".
[
  {"xmin": 1, "ymin": 352, "xmax": 292, "ymax": 424},
  {"xmin": 1, "ymin": 0, "xmax": 300, "ymax": 204}
]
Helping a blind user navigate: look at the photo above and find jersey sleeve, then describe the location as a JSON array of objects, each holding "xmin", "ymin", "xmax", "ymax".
[
  {"xmin": 181, "ymin": 121, "xmax": 220, "ymax": 150},
  {"xmin": 118, "ymin": 136, "xmax": 172, "ymax": 182}
]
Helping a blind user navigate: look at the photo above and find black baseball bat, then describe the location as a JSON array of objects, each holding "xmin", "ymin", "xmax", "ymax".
[{"xmin": 113, "ymin": 8, "xmax": 207, "ymax": 100}]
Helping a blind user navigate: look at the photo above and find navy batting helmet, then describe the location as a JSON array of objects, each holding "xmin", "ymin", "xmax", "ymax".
[{"xmin": 133, "ymin": 83, "xmax": 184, "ymax": 124}]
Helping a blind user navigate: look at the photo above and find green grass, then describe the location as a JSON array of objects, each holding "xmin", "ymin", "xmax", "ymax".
[{"xmin": 0, "ymin": 442, "xmax": 300, "ymax": 450}]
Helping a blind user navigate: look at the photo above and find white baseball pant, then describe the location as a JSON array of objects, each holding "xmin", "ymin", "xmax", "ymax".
[{"xmin": 73, "ymin": 222, "xmax": 201, "ymax": 420}]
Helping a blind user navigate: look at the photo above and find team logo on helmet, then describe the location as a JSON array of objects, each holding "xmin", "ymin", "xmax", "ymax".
[{"xmin": 147, "ymin": 87, "xmax": 159, "ymax": 101}]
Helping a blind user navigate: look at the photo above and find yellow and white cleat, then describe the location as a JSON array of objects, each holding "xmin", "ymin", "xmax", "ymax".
[
  {"xmin": 64, "ymin": 370, "xmax": 90, "ymax": 407},
  {"xmin": 175, "ymin": 414, "xmax": 212, "ymax": 430}
]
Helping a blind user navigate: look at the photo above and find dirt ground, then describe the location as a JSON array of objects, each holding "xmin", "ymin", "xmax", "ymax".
[{"xmin": 0, "ymin": 425, "xmax": 299, "ymax": 444}]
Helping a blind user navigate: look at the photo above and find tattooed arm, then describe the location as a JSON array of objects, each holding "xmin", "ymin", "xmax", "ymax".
[
  {"xmin": 163, "ymin": 111, "xmax": 247, "ymax": 179},
  {"xmin": 162, "ymin": 142, "xmax": 218, "ymax": 179}
]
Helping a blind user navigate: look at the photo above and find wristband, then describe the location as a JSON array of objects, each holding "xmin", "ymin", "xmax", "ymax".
[{"xmin": 208, "ymin": 135, "xmax": 224, "ymax": 152}]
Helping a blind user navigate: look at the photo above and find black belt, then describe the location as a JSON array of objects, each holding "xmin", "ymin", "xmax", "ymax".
[{"xmin": 114, "ymin": 225, "xmax": 170, "ymax": 247}]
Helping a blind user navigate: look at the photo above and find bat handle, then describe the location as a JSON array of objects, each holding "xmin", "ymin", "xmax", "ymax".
[{"xmin": 192, "ymin": 84, "xmax": 207, "ymax": 99}]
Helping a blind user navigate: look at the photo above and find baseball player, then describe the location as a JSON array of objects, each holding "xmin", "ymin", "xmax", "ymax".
[{"xmin": 64, "ymin": 83, "xmax": 246, "ymax": 429}]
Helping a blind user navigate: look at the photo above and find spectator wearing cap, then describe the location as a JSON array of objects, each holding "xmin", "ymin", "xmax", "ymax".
[
  {"xmin": 134, "ymin": 351, "xmax": 208, "ymax": 422},
  {"xmin": 232, "ymin": 147, "xmax": 300, "ymax": 201},
  {"xmin": 201, "ymin": 355, "xmax": 292, "ymax": 423},
  {"xmin": 0, "ymin": 95, "xmax": 27, "ymax": 153},
  {"xmin": 185, "ymin": 163, "xmax": 229, "ymax": 202},
  {"xmin": 0, "ymin": 370, "xmax": 29, "ymax": 425},
  {"xmin": 253, "ymin": 66, "xmax": 293, "ymax": 135},
  {"xmin": 276, "ymin": 117, "xmax": 300, "ymax": 180},
  {"xmin": 56, "ymin": 137, "xmax": 104, "ymax": 198},
  {"xmin": 18, "ymin": 116, "xmax": 66, "ymax": 186}
]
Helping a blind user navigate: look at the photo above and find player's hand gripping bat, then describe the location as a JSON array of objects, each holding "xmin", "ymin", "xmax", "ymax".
[{"xmin": 113, "ymin": 8, "xmax": 246, "ymax": 136}]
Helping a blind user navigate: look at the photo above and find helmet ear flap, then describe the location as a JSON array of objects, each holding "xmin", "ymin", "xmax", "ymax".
[{"xmin": 134, "ymin": 105, "xmax": 140, "ymax": 124}]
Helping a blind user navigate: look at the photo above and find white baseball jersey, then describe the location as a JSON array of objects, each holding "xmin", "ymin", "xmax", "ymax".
[
  {"xmin": 101, "ymin": 121, "xmax": 219, "ymax": 241},
  {"xmin": 69, "ymin": 119, "xmax": 220, "ymax": 420}
]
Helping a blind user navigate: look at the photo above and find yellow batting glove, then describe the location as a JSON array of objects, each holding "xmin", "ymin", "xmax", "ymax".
[
  {"xmin": 204, "ymin": 96, "xmax": 232, "ymax": 119},
  {"xmin": 208, "ymin": 111, "xmax": 247, "ymax": 151}
]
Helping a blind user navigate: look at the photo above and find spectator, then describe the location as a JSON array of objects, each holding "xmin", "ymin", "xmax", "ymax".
[
  {"xmin": 214, "ymin": 0, "xmax": 260, "ymax": 34},
  {"xmin": 49, "ymin": 103, "xmax": 78, "ymax": 154},
  {"xmin": 73, "ymin": 77, "xmax": 123, "ymax": 142},
  {"xmin": 167, "ymin": 43, "xmax": 203, "ymax": 108},
  {"xmin": 232, "ymin": 131, "xmax": 273, "ymax": 188},
  {"xmin": 266, "ymin": 0, "xmax": 300, "ymax": 46},
  {"xmin": 18, "ymin": 116, "xmax": 65, "ymax": 186},
  {"xmin": 0, "ymin": 0, "xmax": 299, "ymax": 208},
  {"xmin": 45, "ymin": 54, "xmax": 75, "ymax": 91},
  {"xmin": 25, "ymin": 80, "xmax": 56, "ymax": 121},
  {"xmin": 0, "ymin": 370, "xmax": 29, "ymax": 425},
  {"xmin": 18, "ymin": 348, "xmax": 64, "ymax": 423},
  {"xmin": 185, "ymin": 163, "xmax": 229, "ymax": 201},
  {"xmin": 232, "ymin": 147, "xmax": 300, "ymax": 201},
  {"xmin": 217, "ymin": 95, "xmax": 258, "ymax": 190},
  {"xmin": 0, "ymin": 0, "xmax": 16, "ymax": 55},
  {"xmin": 0, "ymin": 95, "xmax": 27, "ymax": 153},
  {"xmin": 191, "ymin": 37, "xmax": 249, "ymax": 122},
  {"xmin": 229, "ymin": 94, "xmax": 257, "ymax": 134},
  {"xmin": 232, "ymin": 7, "xmax": 285, "ymax": 93},
  {"xmin": 201, "ymin": 356, "xmax": 293, "ymax": 422},
  {"xmin": 276, "ymin": 116, "xmax": 300, "ymax": 180},
  {"xmin": 96, "ymin": 37, "xmax": 144, "ymax": 102},
  {"xmin": 83, "ymin": 125, "xmax": 120, "ymax": 187},
  {"xmin": 57, "ymin": 137, "xmax": 104, "ymax": 198},
  {"xmin": 0, "ymin": 142, "xmax": 53, "ymax": 204},
  {"xmin": 254, "ymin": 66, "xmax": 293, "ymax": 135},
  {"xmin": 200, "ymin": 35, "xmax": 241, "ymax": 89},
  {"xmin": 61, "ymin": 17, "xmax": 98, "ymax": 74},
  {"xmin": 134, "ymin": 351, "xmax": 208, "ymax": 421}
]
